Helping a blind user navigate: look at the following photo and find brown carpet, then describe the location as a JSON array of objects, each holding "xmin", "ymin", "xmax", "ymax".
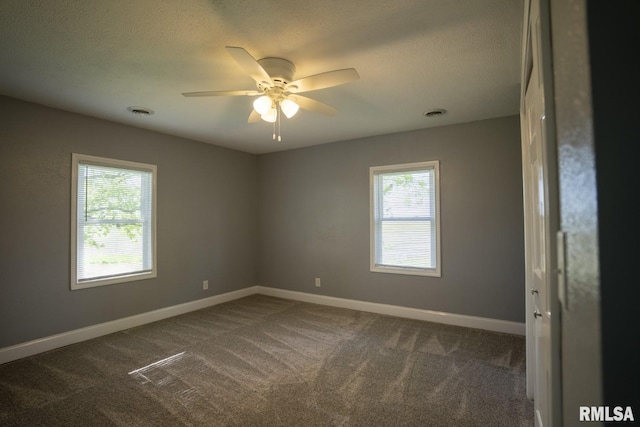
[{"xmin": 0, "ymin": 295, "xmax": 533, "ymax": 426}]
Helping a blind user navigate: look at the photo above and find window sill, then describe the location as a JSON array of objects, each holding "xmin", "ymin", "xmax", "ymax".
[
  {"xmin": 370, "ymin": 265, "xmax": 441, "ymax": 278},
  {"xmin": 71, "ymin": 271, "xmax": 156, "ymax": 290}
]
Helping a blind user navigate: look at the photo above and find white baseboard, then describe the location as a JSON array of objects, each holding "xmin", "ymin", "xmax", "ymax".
[
  {"xmin": 256, "ymin": 286, "xmax": 525, "ymax": 336},
  {"xmin": 0, "ymin": 285, "xmax": 524, "ymax": 365},
  {"xmin": 0, "ymin": 286, "xmax": 258, "ymax": 365}
]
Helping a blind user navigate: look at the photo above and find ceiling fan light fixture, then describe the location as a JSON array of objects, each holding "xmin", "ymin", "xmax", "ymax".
[
  {"xmin": 181, "ymin": 46, "xmax": 360, "ymax": 142},
  {"xmin": 261, "ymin": 107, "xmax": 277, "ymax": 123},
  {"xmin": 253, "ymin": 95, "xmax": 272, "ymax": 115},
  {"xmin": 280, "ymin": 98, "xmax": 299, "ymax": 118}
]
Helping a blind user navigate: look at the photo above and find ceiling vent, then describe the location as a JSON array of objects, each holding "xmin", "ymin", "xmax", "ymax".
[
  {"xmin": 127, "ymin": 106, "xmax": 154, "ymax": 116},
  {"xmin": 423, "ymin": 109, "xmax": 446, "ymax": 118}
]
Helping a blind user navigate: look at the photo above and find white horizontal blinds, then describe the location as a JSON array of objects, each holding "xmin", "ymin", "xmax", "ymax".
[
  {"xmin": 374, "ymin": 167, "xmax": 436, "ymax": 270},
  {"xmin": 76, "ymin": 162, "xmax": 153, "ymax": 282}
]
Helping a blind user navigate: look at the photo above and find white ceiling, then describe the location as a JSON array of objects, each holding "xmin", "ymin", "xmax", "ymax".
[{"xmin": 0, "ymin": 0, "xmax": 524, "ymax": 154}]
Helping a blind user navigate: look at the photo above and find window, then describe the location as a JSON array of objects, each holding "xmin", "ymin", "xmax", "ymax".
[
  {"xmin": 370, "ymin": 161, "xmax": 441, "ymax": 277},
  {"xmin": 71, "ymin": 154, "xmax": 157, "ymax": 289}
]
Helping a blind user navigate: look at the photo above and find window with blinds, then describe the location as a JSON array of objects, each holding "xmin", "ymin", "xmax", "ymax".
[
  {"xmin": 370, "ymin": 161, "xmax": 441, "ymax": 277},
  {"xmin": 71, "ymin": 154, "xmax": 157, "ymax": 289}
]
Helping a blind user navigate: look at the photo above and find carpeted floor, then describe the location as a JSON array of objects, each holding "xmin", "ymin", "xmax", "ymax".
[{"xmin": 0, "ymin": 295, "xmax": 533, "ymax": 426}]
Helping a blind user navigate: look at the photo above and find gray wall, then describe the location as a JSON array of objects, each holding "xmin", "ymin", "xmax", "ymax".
[
  {"xmin": 0, "ymin": 95, "xmax": 526, "ymax": 350},
  {"xmin": 258, "ymin": 116, "xmax": 525, "ymax": 322},
  {"xmin": 0, "ymin": 96, "xmax": 258, "ymax": 348}
]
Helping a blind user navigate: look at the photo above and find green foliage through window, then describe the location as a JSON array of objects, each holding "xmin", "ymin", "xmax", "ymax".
[{"xmin": 82, "ymin": 165, "xmax": 144, "ymax": 248}]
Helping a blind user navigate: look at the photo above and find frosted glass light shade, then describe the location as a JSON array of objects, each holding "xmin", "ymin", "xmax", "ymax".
[
  {"xmin": 261, "ymin": 107, "xmax": 277, "ymax": 123},
  {"xmin": 280, "ymin": 98, "xmax": 299, "ymax": 118},
  {"xmin": 253, "ymin": 96, "xmax": 272, "ymax": 115}
]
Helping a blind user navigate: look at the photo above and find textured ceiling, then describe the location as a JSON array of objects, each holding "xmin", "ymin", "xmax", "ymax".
[{"xmin": 0, "ymin": 0, "xmax": 524, "ymax": 154}]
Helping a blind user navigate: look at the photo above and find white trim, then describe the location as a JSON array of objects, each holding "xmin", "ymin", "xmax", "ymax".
[
  {"xmin": 0, "ymin": 285, "xmax": 524, "ymax": 365},
  {"xmin": 256, "ymin": 286, "xmax": 525, "ymax": 336},
  {"xmin": 0, "ymin": 286, "xmax": 258, "ymax": 365},
  {"xmin": 369, "ymin": 160, "xmax": 441, "ymax": 277},
  {"xmin": 71, "ymin": 153, "xmax": 158, "ymax": 290}
]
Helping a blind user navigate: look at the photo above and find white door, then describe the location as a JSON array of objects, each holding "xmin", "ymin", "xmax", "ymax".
[
  {"xmin": 522, "ymin": 1, "xmax": 553, "ymax": 425},
  {"xmin": 525, "ymin": 69, "xmax": 551, "ymax": 427}
]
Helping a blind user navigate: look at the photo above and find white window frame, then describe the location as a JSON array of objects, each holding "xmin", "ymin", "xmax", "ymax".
[
  {"xmin": 71, "ymin": 153, "xmax": 157, "ymax": 290},
  {"xmin": 370, "ymin": 160, "xmax": 441, "ymax": 277}
]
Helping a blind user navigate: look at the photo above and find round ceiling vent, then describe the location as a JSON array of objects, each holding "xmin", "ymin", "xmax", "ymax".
[
  {"xmin": 127, "ymin": 106, "xmax": 154, "ymax": 116},
  {"xmin": 423, "ymin": 109, "xmax": 447, "ymax": 118}
]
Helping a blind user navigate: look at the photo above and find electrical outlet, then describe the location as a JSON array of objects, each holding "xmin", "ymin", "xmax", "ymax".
[
  {"xmin": 315, "ymin": 278, "xmax": 321, "ymax": 287},
  {"xmin": 203, "ymin": 280, "xmax": 209, "ymax": 290}
]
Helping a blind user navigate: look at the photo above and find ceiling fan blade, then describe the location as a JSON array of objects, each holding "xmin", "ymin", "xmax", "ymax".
[
  {"xmin": 288, "ymin": 94, "xmax": 337, "ymax": 116},
  {"xmin": 225, "ymin": 46, "xmax": 273, "ymax": 86},
  {"xmin": 248, "ymin": 110, "xmax": 261, "ymax": 123},
  {"xmin": 182, "ymin": 90, "xmax": 262, "ymax": 97},
  {"xmin": 287, "ymin": 68, "xmax": 359, "ymax": 93}
]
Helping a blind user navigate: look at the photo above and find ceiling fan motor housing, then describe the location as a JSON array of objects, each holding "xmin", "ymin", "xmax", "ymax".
[{"xmin": 257, "ymin": 57, "xmax": 296, "ymax": 87}]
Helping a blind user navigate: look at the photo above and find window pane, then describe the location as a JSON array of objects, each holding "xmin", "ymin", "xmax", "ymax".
[
  {"xmin": 83, "ymin": 165, "xmax": 143, "ymax": 221},
  {"xmin": 78, "ymin": 223, "xmax": 146, "ymax": 280},
  {"xmin": 380, "ymin": 171, "xmax": 433, "ymax": 219},
  {"xmin": 380, "ymin": 220, "xmax": 433, "ymax": 269}
]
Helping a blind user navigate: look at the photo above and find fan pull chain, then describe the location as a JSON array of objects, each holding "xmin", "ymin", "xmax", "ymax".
[{"xmin": 268, "ymin": 102, "xmax": 284, "ymax": 142}]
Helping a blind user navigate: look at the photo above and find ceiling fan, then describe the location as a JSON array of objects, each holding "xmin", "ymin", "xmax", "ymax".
[{"xmin": 182, "ymin": 46, "xmax": 359, "ymax": 141}]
